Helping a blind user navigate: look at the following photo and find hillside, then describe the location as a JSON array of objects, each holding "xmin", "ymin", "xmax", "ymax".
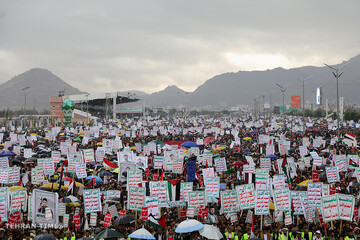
[{"xmin": 0, "ymin": 68, "xmax": 83, "ymax": 110}]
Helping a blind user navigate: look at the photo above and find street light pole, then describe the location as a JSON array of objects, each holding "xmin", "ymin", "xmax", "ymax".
[
  {"xmin": 325, "ymin": 63, "xmax": 346, "ymax": 141},
  {"xmin": 276, "ymin": 83, "xmax": 288, "ymax": 113},
  {"xmin": 86, "ymin": 94, "xmax": 89, "ymax": 125},
  {"xmin": 298, "ymin": 76, "xmax": 312, "ymax": 132},
  {"xmin": 265, "ymin": 90, "xmax": 273, "ymax": 125},
  {"xmin": 22, "ymin": 87, "xmax": 30, "ymax": 128}
]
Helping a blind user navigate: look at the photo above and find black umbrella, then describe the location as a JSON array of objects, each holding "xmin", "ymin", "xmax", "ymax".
[
  {"xmin": 99, "ymin": 171, "xmax": 113, "ymax": 177},
  {"xmin": 113, "ymin": 215, "xmax": 135, "ymax": 225},
  {"xmin": 11, "ymin": 160, "xmax": 23, "ymax": 166},
  {"xmin": 94, "ymin": 228, "xmax": 123, "ymax": 239},
  {"xmin": 34, "ymin": 234, "xmax": 57, "ymax": 240},
  {"xmin": 16, "ymin": 156, "xmax": 25, "ymax": 161},
  {"xmin": 294, "ymin": 186, "xmax": 307, "ymax": 191}
]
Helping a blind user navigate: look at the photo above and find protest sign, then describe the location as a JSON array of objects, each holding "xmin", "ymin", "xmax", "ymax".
[
  {"xmin": 203, "ymin": 152, "xmax": 213, "ymax": 166},
  {"xmin": 108, "ymin": 204, "xmax": 118, "ymax": 217},
  {"xmin": 10, "ymin": 190, "xmax": 27, "ymax": 213},
  {"xmin": 43, "ymin": 158, "xmax": 55, "ymax": 175},
  {"xmin": 284, "ymin": 211, "xmax": 292, "ymax": 225},
  {"xmin": 220, "ymin": 190, "xmax": 238, "ymax": 214},
  {"xmin": 146, "ymin": 196, "xmax": 160, "ymax": 219},
  {"xmin": 154, "ymin": 156, "xmax": 163, "ymax": 169},
  {"xmin": 186, "ymin": 205, "xmax": 195, "ymax": 217},
  {"xmin": 291, "ymin": 191, "xmax": 307, "ymax": 215},
  {"xmin": 245, "ymin": 210, "xmax": 253, "ymax": 223},
  {"xmin": 63, "ymin": 214, "xmax": 69, "ymax": 228},
  {"xmin": 103, "ymin": 213, "xmax": 112, "ymax": 227},
  {"xmin": 150, "ymin": 181, "xmax": 168, "ymax": 207},
  {"xmin": 141, "ymin": 207, "xmax": 148, "ymax": 220},
  {"xmin": 90, "ymin": 212, "xmax": 97, "ymax": 226},
  {"xmin": 0, "ymin": 157, "xmax": 8, "ymax": 168},
  {"xmin": 308, "ymin": 182, "xmax": 323, "ymax": 207},
  {"xmin": 76, "ymin": 163, "xmax": 87, "ymax": 179},
  {"xmin": 334, "ymin": 155, "xmax": 347, "ymax": 172},
  {"xmin": 266, "ymin": 145, "xmax": 275, "ymax": 155},
  {"xmin": 127, "ymin": 169, "xmax": 142, "ymax": 187},
  {"xmin": 173, "ymin": 158, "xmax": 183, "ymax": 174},
  {"xmin": 204, "ymin": 177, "xmax": 219, "ymax": 198},
  {"xmin": 83, "ymin": 149, "xmax": 95, "ymax": 163},
  {"xmin": 338, "ymin": 194, "xmax": 354, "ymax": 221},
  {"xmin": 107, "ymin": 190, "xmax": 121, "ymax": 199},
  {"xmin": 321, "ymin": 195, "xmax": 339, "ymax": 222},
  {"xmin": 202, "ymin": 168, "xmax": 215, "ymax": 178},
  {"xmin": 83, "ymin": 189, "xmax": 102, "ymax": 213},
  {"xmin": 299, "ymin": 146, "xmax": 308, "ymax": 157},
  {"xmin": 68, "ymin": 154, "xmax": 83, "ymax": 173},
  {"xmin": 273, "ymin": 188, "xmax": 291, "ymax": 212},
  {"xmin": 260, "ymin": 158, "xmax": 271, "ymax": 170},
  {"xmin": 128, "ymin": 186, "xmax": 145, "ymax": 211},
  {"xmin": 325, "ymin": 166, "xmax": 340, "ymax": 183},
  {"xmin": 0, "ymin": 195, "xmax": 8, "ymax": 222},
  {"xmin": 32, "ymin": 189, "xmax": 58, "ymax": 224},
  {"xmin": 188, "ymin": 191, "xmax": 205, "ymax": 209},
  {"xmin": 214, "ymin": 157, "xmax": 227, "ymax": 172},
  {"xmin": 180, "ymin": 182, "xmax": 193, "ymax": 202},
  {"xmin": 273, "ymin": 175, "xmax": 285, "ymax": 189},
  {"xmin": 58, "ymin": 202, "xmax": 65, "ymax": 216},
  {"xmin": 255, "ymin": 190, "xmax": 270, "ymax": 215},
  {"xmin": 244, "ymin": 164, "xmax": 255, "ymax": 174},
  {"xmin": 8, "ymin": 167, "xmax": 20, "ymax": 184},
  {"xmin": 255, "ymin": 174, "xmax": 269, "ymax": 190},
  {"xmin": 236, "ymin": 184, "xmax": 255, "ymax": 210},
  {"xmin": 51, "ymin": 151, "xmax": 61, "ymax": 163}
]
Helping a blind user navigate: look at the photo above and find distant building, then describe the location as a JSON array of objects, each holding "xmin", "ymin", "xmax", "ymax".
[{"xmin": 49, "ymin": 92, "xmax": 139, "ymax": 122}]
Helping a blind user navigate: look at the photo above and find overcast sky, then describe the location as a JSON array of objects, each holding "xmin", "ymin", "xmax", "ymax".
[{"xmin": 0, "ymin": 0, "xmax": 359, "ymax": 94}]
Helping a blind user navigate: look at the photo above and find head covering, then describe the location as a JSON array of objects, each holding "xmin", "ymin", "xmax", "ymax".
[{"xmin": 316, "ymin": 230, "xmax": 321, "ymax": 234}]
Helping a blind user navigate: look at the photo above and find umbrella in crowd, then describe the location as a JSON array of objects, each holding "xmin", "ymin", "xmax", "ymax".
[
  {"xmin": 113, "ymin": 215, "xmax": 135, "ymax": 225},
  {"xmin": 34, "ymin": 234, "xmax": 57, "ymax": 240},
  {"xmin": 199, "ymin": 224, "xmax": 223, "ymax": 240},
  {"xmin": 265, "ymin": 154, "xmax": 278, "ymax": 159},
  {"xmin": 129, "ymin": 228, "xmax": 156, "ymax": 240},
  {"xmin": 175, "ymin": 219, "xmax": 204, "ymax": 233},
  {"xmin": 181, "ymin": 141, "xmax": 199, "ymax": 148},
  {"xmin": 94, "ymin": 228, "xmax": 123, "ymax": 239},
  {"xmin": 0, "ymin": 150, "xmax": 16, "ymax": 157}
]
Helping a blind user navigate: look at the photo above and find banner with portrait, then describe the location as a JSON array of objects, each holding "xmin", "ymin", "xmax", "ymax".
[{"xmin": 32, "ymin": 189, "xmax": 59, "ymax": 225}]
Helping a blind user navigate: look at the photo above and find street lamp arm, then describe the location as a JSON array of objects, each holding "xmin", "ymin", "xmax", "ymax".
[{"xmin": 324, "ymin": 63, "xmax": 336, "ymax": 71}]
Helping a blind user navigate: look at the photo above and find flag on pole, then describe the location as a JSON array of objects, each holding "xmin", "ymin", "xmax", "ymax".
[
  {"xmin": 149, "ymin": 214, "xmax": 166, "ymax": 229},
  {"xmin": 345, "ymin": 132, "xmax": 356, "ymax": 142}
]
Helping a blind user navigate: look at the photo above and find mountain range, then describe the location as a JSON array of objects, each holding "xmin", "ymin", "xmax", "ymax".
[{"xmin": 0, "ymin": 54, "xmax": 359, "ymax": 111}]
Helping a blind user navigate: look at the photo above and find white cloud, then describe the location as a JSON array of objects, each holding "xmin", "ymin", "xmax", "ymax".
[{"xmin": 0, "ymin": 0, "xmax": 359, "ymax": 94}]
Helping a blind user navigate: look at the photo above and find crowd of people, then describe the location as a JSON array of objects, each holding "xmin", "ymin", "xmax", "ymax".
[{"xmin": 0, "ymin": 114, "xmax": 360, "ymax": 240}]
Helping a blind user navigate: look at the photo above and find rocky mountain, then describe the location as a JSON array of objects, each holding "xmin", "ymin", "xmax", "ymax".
[
  {"xmin": 187, "ymin": 54, "xmax": 360, "ymax": 108},
  {"xmin": 1, "ymin": 54, "xmax": 359, "ymax": 111},
  {"xmin": 123, "ymin": 54, "xmax": 360, "ymax": 109},
  {"xmin": 0, "ymin": 68, "xmax": 83, "ymax": 111}
]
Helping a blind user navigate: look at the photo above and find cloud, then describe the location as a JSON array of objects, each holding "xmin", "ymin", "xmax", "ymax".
[{"xmin": 0, "ymin": 0, "xmax": 359, "ymax": 95}]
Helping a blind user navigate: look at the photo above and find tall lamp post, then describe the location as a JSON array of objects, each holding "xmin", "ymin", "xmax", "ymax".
[
  {"xmin": 265, "ymin": 90, "xmax": 274, "ymax": 125},
  {"xmin": 22, "ymin": 87, "xmax": 30, "ymax": 128},
  {"xmin": 325, "ymin": 63, "xmax": 346, "ymax": 140},
  {"xmin": 85, "ymin": 94, "xmax": 89, "ymax": 125},
  {"xmin": 275, "ymin": 83, "xmax": 288, "ymax": 113},
  {"xmin": 298, "ymin": 75, "xmax": 312, "ymax": 132}
]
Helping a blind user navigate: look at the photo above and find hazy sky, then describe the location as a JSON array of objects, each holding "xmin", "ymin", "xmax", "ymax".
[{"xmin": 0, "ymin": 0, "xmax": 359, "ymax": 94}]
